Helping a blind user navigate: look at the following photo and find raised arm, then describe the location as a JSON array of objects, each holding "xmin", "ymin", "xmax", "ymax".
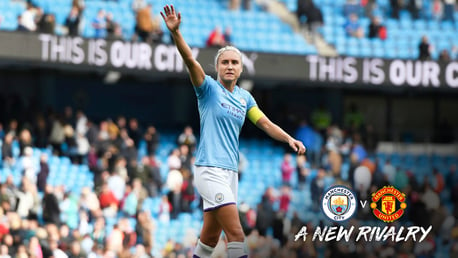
[
  {"xmin": 247, "ymin": 107, "xmax": 306, "ymax": 154},
  {"xmin": 161, "ymin": 5, "xmax": 205, "ymax": 87}
]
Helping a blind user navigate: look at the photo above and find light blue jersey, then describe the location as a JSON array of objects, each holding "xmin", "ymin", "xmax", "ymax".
[{"xmin": 194, "ymin": 75, "xmax": 257, "ymax": 172}]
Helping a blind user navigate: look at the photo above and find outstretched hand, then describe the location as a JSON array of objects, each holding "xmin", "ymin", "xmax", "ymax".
[
  {"xmin": 289, "ymin": 139, "xmax": 306, "ymax": 155},
  {"xmin": 160, "ymin": 5, "xmax": 181, "ymax": 33}
]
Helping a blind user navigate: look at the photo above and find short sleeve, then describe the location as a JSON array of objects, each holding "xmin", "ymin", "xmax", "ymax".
[
  {"xmin": 246, "ymin": 92, "xmax": 257, "ymax": 110},
  {"xmin": 194, "ymin": 75, "xmax": 212, "ymax": 99}
]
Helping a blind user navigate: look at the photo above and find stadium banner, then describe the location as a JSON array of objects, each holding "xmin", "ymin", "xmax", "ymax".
[{"xmin": 0, "ymin": 31, "xmax": 457, "ymax": 89}]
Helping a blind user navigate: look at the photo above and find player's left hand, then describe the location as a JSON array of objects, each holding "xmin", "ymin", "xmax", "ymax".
[{"xmin": 289, "ymin": 139, "xmax": 306, "ymax": 155}]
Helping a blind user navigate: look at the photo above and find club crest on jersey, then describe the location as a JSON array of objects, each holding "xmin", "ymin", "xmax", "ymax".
[
  {"xmin": 239, "ymin": 98, "xmax": 247, "ymax": 107},
  {"xmin": 321, "ymin": 185, "xmax": 357, "ymax": 222}
]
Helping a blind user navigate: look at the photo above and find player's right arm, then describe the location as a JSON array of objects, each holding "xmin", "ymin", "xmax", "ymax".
[{"xmin": 161, "ymin": 5, "xmax": 205, "ymax": 87}]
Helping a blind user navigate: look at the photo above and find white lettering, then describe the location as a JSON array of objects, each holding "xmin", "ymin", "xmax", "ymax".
[
  {"xmin": 50, "ymin": 36, "xmax": 65, "ymax": 62},
  {"xmin": 39, "ymin": 34, "xmax": 52, "ymax": 61},
  {"xmin": 306, "ymin": 55, "xmax": 319, "ymax": 81},
  {"xmin": 390, "ymin": 60, "xmax": 405, "ymax": 86},
  {"xmin": 241, "ymin": 52, "xmax": 256, "ymax": 75},
  {"xmin": 110, "ymin": 41, "xmax": 124, "ymax": 68},
  {"xmin": 355, "ymin": 226, "xmax": 371, "ymax": 241},
  {"xmin": 154, "ymin": 44, "xmax": 174, "ymax": 72},
  {"xmin": 370, "ymin": 58, "xmax": 385, "ymax": 84},
  {"xmin": 359, "ymin": 200, "xmax": 367, "ymax": 208},
  {"xmin": 72, "ymin": 37, "xmax": 84, "ymax": 64},
  {"xmin": 336, "ymin": 226, "xmax": 354, "ymax": 242},
  {"xmin": 374, "ymin": 226, "xmax": 389, "ymax": 241},
  {"xmin": 405, "ymin": 61, "xmax": 422, "ymax": 86},
  {"xmin": 395, "ymin": 227, "xmax": 405, "ymax": 242},
  {"xmin": 343, "ymin": 57, "xmax": 357, "ymax": 83},
  {"xmin": 324, "ymin": 226, "xmax": 338, "ymax": 241},
  {"xmin": 312, "ymin": 226, "xmax": 326, "ymax": 241},
  {"xmin": 383, "ymin": 226, "xmax": 396, "ymax": 241},
  {"xmin": 404, "ymin": 226, "xmax": 420, "ymax": 241},
  {"xmin": 419, "ymin": 225, "xmax": 433, "ymax": 242},
  {"xmin": 294, "ymin": 226, "xmax": 308, "ymax": 241},
  {"xmin": 422, "ymin": 61, "xmax": 440, "ymax": 87},
  {"xmin": 445, "ymin": 62, "xmax": 458, "ymax": 88},
  {"xmin": 319, "ymin": 57, "xmax": 335, "ymax": 82},
  {"xmin": 93, "ymin": 39, "xmax": 107, "ymax": 66}
]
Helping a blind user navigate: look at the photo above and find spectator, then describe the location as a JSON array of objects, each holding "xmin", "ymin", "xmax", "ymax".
[
  {"xmin": 439, "ymin": 49, "xmax": 452, "ymax": 62},
  {"xmin": 144, "ymin": 125, "xmax": 160, "ymax": 155},
  {"xmin": 229, "ymin": 0, "xmax": 241, "ymax": 10},
  {"xmin": 223, "ymin": 26, "xmax": 233, "ymax": 45},
  {"xmin": 2, "ymin": 133, "xmax": 15, "ymax": 168},
  {"xmin": 178, "ymin": 144, "xmax": 192, "ymax": 172},
  {"xmin": 134, "ymin": 3, "xmax": 164, "ymax": 43},
  {"xmin": 278, "ymin": 185, "xmax": 292, "ymax": 213},
  {"xmin": 310, "ymin": 168, "xmax": 326, "ymax": 211},
  {"xmin": 180, "ymin": 169, "xmax": 195, "ymax": 212},
  {"xmin": 18, "ymin": 129, "xmax": 33, "ymax": 156},
  {"xmin": 36, "ymin": 154, "xmax": 49, "ymax": 192},
  {"xmin": 19, "ymin": 3, "xmax": 38, "ymax": 32},
  {"xmin": 49, "ymin": 115, "xmax": 65, "ymax": 156},
  {"xmin": 418, "ymin": 35, "xmax": 431, "ymax": 60},
  {"xmin": 132, "ymin": 0, "xmax": 147, "ymax": 13},
  {"xmin": 307, "ymin": 4, "xmax": 324, "ymax": 43},
  {"xmin": 408, "ymin": 0, "xmax": 422, "ymax": 19},
  {"xmin": 128, "ymin": 118, "xmax": 143, "ymax": 148},
  {"xmin": 280, "ymin": 153, "xmax": 294, "ymax": 186},
  {"xmin": 136, "ymin": 156, "xmax": 162, "ymax": 197},
  {"xmin": 92, "ymin": 9, "xmax": 107, "ymax": 38},
  {"xmin": 368, "ymin": 16, "xmax": 386, "ymax": 40},
  {"xmin": 432, "ymin": 0, "xmax": 444, "ymax": 21},
  {"xmin": 105, "ymin": 13, "xmax": 118, "ymax": 40},
  {"xmin": 431, "ymin": 168, "xmax": 445, "ymax": 194},
  {"xmin": 351, "ymin": 134, "xmax": 367, "ymax": 162},
  {"xmin": 443, "ymin": 0, "xmax": 456, "ymax": 22},
  {"xmin": 42, "ymin": 185, "xmax": 61, "ymax": 225},
  {"xmin": 344, "ymin": 13, "xmax": 364, "ymax": 38},
  {"xmin": 37, "ymin": 13, "xmax": 55, "ymax": 34},
  {"xmin": 65, "ymin": 6, "xmax": 81, "ymax": 36},
  {"xmin": 72, "ymin": 0, "xmax": 85, "ymax": 12},
  {"xmin": 177, "ymin": 126, "xmax": 197, "ymax": 151},
  {"xmin": 255, "ymin": 190, "xmax": 275, "ymax": 236},
  {"xmin": 158, "ymin": 195, "xmax": 172, "ymax": 223},
  {"xmin": 33, "ymin": 115, "xmax": 48, "ymax": 149},
  {"xmin": 296, "ymin": 0, "xmax": 314, "ymax": 23},
  {"xmin": 22, "ymin": 147, "xmax": 37, "ymax": 184},
  {"xmin": 390, "ymin": 0, "xmax": 402, "ymax": 19},
  {"xmin": 206, "ymin": 26, "xmax": 227, "ymax": 48},
  {"xmin": 167, "ymin": 148, "xmax": 181, "ymax": 171},
  {"xmin": 295, "ymin": 155, "xmax": 309, "ymax": 190}
]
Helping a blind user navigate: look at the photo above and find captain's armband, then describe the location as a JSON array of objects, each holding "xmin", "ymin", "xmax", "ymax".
[{"xmin": 247, "ymin": 106, "xmax": 265, "ymax": 125}]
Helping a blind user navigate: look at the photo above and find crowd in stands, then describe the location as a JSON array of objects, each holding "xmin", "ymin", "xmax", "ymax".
[
  {"xmin": 0, "ymin": 100, "xmax": 455, "ymax": 257},
  {"xmin": 0, "ymin": 0, "xmax": 456, "ymax": 60},
  {"xmin": 296, "ymin": 0, "xmax": 458, "ymax": 60}
]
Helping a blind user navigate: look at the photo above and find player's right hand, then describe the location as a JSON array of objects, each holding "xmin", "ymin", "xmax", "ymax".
[{"xmin": 161, "ymin": 5, "xmax": 181, "ymax": 33}]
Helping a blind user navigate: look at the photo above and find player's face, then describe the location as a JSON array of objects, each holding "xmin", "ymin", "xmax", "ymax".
[{"xmin": 217, "ymin": 50, "xmax": 242, "ymax": 83}]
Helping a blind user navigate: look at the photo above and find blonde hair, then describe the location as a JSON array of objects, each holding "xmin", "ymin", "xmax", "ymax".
[{"xmin": 214, "ymin": 45, "xmax": 243, "ymax": 70}]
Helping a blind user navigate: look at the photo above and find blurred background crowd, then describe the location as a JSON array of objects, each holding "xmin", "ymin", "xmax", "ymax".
[{"xmin": 0, "ymin": 0, "xmax": 457, "ymax": 60}]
